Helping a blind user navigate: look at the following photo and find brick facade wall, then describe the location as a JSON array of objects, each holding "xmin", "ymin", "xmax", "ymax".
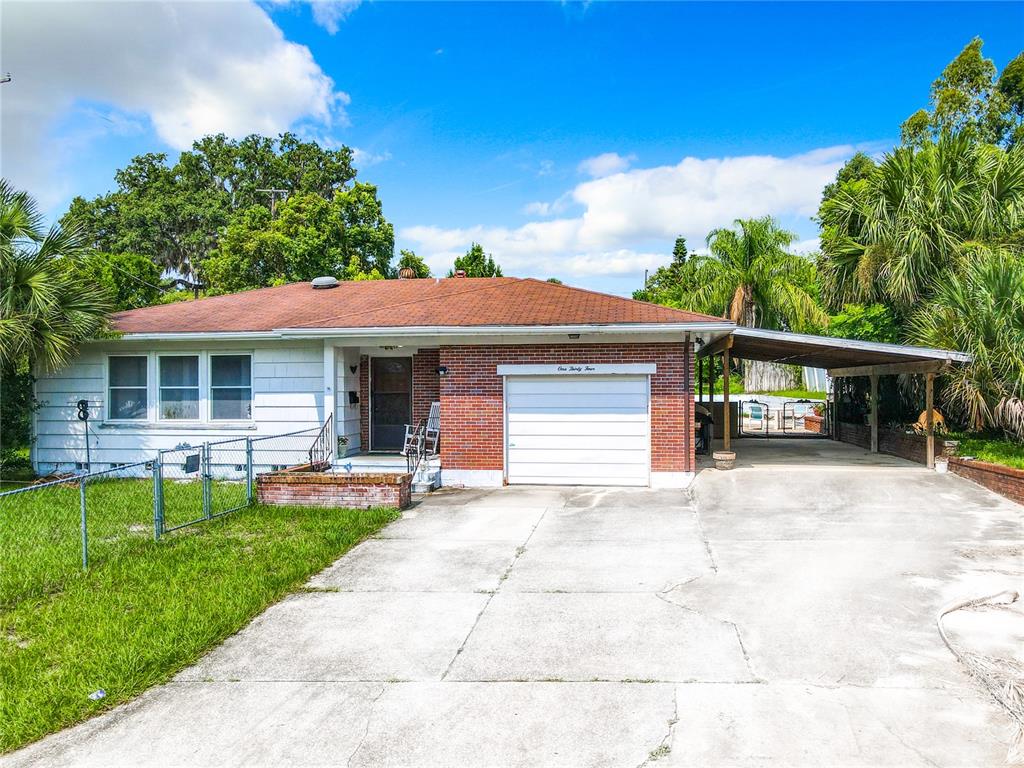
[
  {"xmin": 257, "ymin": 471, "xmax": 411, "ymax": 509},
  {"xmin": 949, "ymin": 458, "xmax": 1024, "ymax": 506},
  {"xmin": 438, "ymin": 342, "xmax": 694, "ymax": 475},
  {"xmin": 359, "ymin": 355, "xmax": 369, "ymax": 451},
  {"xmin": 412, "ymin": 348, "xmax": 440, "ymax": 425}
]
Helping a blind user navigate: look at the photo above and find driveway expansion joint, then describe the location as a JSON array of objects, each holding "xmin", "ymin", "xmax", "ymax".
[{"xmin": 439, "ymin": 503, "xmax": 553, "ymax": 681}]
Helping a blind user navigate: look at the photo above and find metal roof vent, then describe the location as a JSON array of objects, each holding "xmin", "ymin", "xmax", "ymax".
[{"xmin": 311, "ymin": 276, "xmax": 339, "ymax": 289}]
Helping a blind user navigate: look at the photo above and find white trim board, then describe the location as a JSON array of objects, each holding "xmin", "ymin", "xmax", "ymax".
[{"xmin": 496, "ymin": 363, "xmax": 656, "ymax": 376}]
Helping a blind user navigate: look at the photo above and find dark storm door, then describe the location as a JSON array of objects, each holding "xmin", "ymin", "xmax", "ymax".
[{"xmin": 370, "ymin": 357, "xmax": 412, "ymax": 451}]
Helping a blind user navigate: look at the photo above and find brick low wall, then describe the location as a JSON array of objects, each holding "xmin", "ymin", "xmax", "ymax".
[
  {"xmin": 257, "ymin": 471, "xmax": 411, "ymax": 509},
  {"xmin": 949, "ymin": 458, "xmax": 1024, "ymax": 506},
  {"xmin": 837, "ymin": 422, "xmax": 940, "ymax": 464},
  {"xmin": 804, "ymin": 414, "xmax": 825, "ymax": 434},
  {"xmin": 837, "ymin": 423, "xmax": 1024, "ymax": 506}
]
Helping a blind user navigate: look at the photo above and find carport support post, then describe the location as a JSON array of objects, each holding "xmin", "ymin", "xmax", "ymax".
[
  {"xmin": 722, "ymin": 346, "xmax": 731, "ymax": 452},
  {"xmin": 925, "ymin": 372, "xmax": 935, "ymax": 469},
  {"xmin": 869, "ymin": 374, "xmax": 879, "ymax": 453},
  {"xmin": 705, "ymin": 354, "xmax": 712, "ymax": 405}
]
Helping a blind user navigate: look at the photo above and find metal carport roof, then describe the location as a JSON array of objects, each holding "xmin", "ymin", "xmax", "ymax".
[{"xmin": 698, "ymin": 327, "xmax": 971, "ymax": 375}]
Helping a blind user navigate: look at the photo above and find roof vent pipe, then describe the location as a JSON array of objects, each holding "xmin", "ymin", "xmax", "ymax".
[{"xmin": 311, "ymin": 276, "xmax": 339, "ymax": 289}]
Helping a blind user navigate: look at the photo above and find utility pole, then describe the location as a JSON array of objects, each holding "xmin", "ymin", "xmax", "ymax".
[{"xmin": 256, "ymin": 188, "xmax": 289, "ymax": 218}]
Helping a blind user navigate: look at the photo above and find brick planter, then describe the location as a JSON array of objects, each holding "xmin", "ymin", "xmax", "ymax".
[
  {"xmin": 804, "ymin": 414, "xmax": 825, "ymax": 434},
  {"xmin": 948, "ymin": 458, "xmax": 1024, "ymax": 506},
  {"xmin": 256, "ymin": 471, "xmax": 412, "ymax": 510}
]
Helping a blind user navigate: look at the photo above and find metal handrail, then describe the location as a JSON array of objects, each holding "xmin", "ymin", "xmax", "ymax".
[
  {"xmin": 405, "ymin": 417, "xmax": 427, "ymax": 477},
  {"xmin": 308, "ymin": 414, "xmax": 334, "ymax": 469}
]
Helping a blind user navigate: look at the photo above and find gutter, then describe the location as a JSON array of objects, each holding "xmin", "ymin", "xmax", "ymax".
[{"xmin": 106, "ymin": 322, "xmax": 736, "ymax": 343}]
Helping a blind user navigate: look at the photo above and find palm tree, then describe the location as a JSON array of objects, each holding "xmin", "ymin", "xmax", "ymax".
[
  {"xmin": 687, "ymin": 216, "xmax": 826, "ymax": 392},
  {"xmin": 689, "ymin": 217, "xmax": 826, "ymax": 331},
  {"xmin": 818, "ymin": 133, "xmax": 1024, "ymax": 314},
  {"xmin": 908, "ymin": 247, "xmax": 1024, "ymax": 439},
  {"xmin": 0, "ymin": 180, "xmax": 111, "ymax": 373}
]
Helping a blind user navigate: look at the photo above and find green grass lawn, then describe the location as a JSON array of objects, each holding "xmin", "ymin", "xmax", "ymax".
[
  {"xmin": 703, "ymin": 375, "xmax": 826, "ymax": 401},
  {"xmin": 748, "ymin": 388, "xmax": 827, "ymax": 401},
  {"xmin": 947, "ymin": 432, "xmax": 1024, "ymax": 470},
  {"xmin": 0, "ymin": 476, "xmax": 250, "ymax": 608},
  {"xmin": 0, "ymin": 489, "xmax": 399, "ymax": 753}
]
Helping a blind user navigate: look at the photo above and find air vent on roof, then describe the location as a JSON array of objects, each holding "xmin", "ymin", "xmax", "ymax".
[{"xmin": 311, "ymin": 276, "xmax": 339, "ymax": 289}]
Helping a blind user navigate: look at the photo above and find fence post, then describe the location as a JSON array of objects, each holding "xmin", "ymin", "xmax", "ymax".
[
  {"xmin": 79, "ymin": 475, "xmax": 88, "ymax": 570},
  {"xmin": 246, "ymin": 437, "xmax": 254, "ymax": 506},
  {"xmin": 202, "ymin": 442, "xmax": 212, "ymax": 520},
  {"xmin": 152, "ymin": 454, "xmax": 164, "ymax": 541}
]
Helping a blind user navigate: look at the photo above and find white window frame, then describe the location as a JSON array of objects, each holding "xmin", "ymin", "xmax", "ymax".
[
  {"xmin": 208, "ymin": 353, "xmax": 254, "ymax": 423},
  {"xmin": 101, "ymin": 350, "xmax": 255, "ymax": 426},
  {"xmin": 105, "ymin": 355, "xmax": 151, "ymax": 423},
  {"xmin": 157, "ymin": 353, "xmax": 202, "ymax": 422}
]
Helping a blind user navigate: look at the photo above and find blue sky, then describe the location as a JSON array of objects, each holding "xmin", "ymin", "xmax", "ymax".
[{"xmin": 3, "ymin": 1, "xmax": 1022, "ymax": 294}]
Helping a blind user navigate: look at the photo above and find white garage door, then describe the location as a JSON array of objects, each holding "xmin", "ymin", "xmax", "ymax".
[{"xmin": 505, "ymin": 375, "xmax": 650, "ymax": 486}]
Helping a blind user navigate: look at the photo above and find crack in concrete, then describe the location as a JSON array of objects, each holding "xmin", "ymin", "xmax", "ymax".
[
  {"xmin": 636, "ymin": 687, "xmax": 679, "ymax": 767},
  {"xmin": 690, "ymin": 505, "xmax": 718, "ymax": 574},
  {"xmin": 875, "ymin": 711, "xmax": 942, "ymax": 768},
  {"xmin": 439, "ymin": 505, "xmax": 550, "ymax": 681},
  {"xmin": 655, "ymin": 588, "xmax": 764, "ymax": 684},
  {"xmin": 346, "ymin": 682, "xmax": 388, "ymax": 768}
]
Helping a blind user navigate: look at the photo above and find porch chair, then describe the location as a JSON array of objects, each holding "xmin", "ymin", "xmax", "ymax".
[{"xmin": 402, "ymin": 401, "xmax": 441, "ymax": 457}]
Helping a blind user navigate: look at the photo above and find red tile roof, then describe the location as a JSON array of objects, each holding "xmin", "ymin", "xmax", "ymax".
[{"xmin": 111, "ymin": 277, "xmax": 724, "ymax": 334}]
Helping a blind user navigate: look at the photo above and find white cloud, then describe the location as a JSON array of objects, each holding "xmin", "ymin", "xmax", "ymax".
[
  {"xmin": 1, "ymin": 0, "xmax": 346, "ymax": 207},
  {"xmin": 402, "ymin": 146, "xmax": 853, "ymax": 278},
  {"xmin": 263, "ymin": 0, "xmax": 361, "ymax": 34},
  {"xmin": 520, "ymin": 191, "xmax": 574, "ymax": 217},
  {"xmin": 577, "ymin": 152, "xmax": 636, "ymax": 178},
  {"xmin": 308, "ymin": 0, "xmax": 362, "ymax": 34},
  {"xmin": 352, "ymin": 147, "xmax": 393, "ymax": 168}
]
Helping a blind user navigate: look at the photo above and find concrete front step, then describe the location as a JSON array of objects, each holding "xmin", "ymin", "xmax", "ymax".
[{"xmin": 333, "ymin": 455, "xmax": 441, "ymax": 494}]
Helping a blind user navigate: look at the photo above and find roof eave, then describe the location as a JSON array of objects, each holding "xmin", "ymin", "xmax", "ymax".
[
  {"xmin": 106, "ymin": 321, "xmax": 736, "ymax": 343},
  {"xmin": 730, "ymin": 327, "xmax": 973, "ymax": 364}
]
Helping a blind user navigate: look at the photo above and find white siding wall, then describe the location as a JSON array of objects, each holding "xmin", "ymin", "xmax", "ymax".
[
  {"xmin": 32, "ymin": 340, "xmax": 326, "ymax": 473},
  {"xmin": 334, "ymin": 347, "xmax": 362, "ymax": 455}
]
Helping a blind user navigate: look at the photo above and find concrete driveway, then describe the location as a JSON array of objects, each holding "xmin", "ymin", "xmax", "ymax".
[{"xmin": 6, "ymin": 441, "xmax": 1023, "ymax": 767}]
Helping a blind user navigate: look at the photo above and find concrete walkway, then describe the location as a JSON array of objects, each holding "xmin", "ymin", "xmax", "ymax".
[{"xmin": 6, "ymin": 440, "xmax": 1023, "ymax": 767}]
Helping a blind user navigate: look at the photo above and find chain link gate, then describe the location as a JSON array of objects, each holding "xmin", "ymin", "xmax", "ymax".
[{"xmin": 151, "ymin": 428, "xmax": 324, "ymax": 538}]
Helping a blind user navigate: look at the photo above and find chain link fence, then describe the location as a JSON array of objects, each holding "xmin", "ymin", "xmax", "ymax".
[
  {"xmin": 0, "ymin": 425, "xmax": 326, "ymax": 608},
  {"xmin": 0, "ymin": 461, "xmax": 152, "ymax": 607}
]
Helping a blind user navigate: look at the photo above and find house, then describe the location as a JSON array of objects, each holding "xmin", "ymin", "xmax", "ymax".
[{"xmin": 32, "ymin": 276, "xmax": 735, "ymax": 488}]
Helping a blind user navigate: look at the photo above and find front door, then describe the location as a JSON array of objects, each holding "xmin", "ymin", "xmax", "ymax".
[{"xmin": 370, "ymin": 357, "xmax": 412, "ymax": 451}]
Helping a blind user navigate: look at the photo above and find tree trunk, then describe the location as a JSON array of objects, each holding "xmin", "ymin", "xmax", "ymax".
[{"xmin": 743, "ymin": 360, "xmax": 801, "ymax": 393}]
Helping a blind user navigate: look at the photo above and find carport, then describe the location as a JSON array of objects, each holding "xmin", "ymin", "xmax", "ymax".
[{"xmin": 696, "ymin": 328, "xmax": 972, "ymax": 468}]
